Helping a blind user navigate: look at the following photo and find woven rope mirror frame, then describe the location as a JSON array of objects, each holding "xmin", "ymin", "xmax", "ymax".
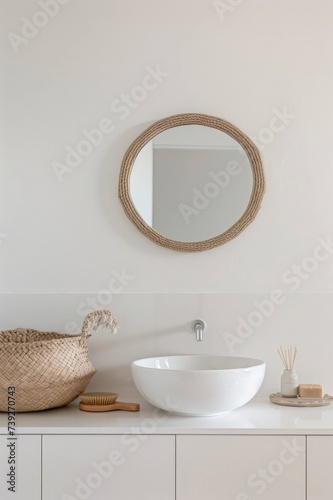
[{"xmin": 118, "ymin": 113, "xmax": 265, "ymax": 252}]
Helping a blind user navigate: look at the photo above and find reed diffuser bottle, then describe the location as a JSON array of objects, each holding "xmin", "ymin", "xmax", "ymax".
[{"xmin": 277, "ymin": 346, "xmax": 298, "ymax": 397}]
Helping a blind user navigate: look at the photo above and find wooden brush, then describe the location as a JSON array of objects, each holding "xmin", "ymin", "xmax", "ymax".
[{"xmin": 79, "ymin": 392, "xmax": 140, "ymax": 412}]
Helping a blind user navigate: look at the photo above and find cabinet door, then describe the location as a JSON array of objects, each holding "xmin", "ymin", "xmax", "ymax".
[
  {"xmin": 307, "ymin": 436, "xmax": 333, "ymax": 500},
  {"xmin": 0, "ymin": 435, "xmax": 41, "ymax": 500},
  {"xmin": 43, "ymin": 434, "xmax": 175, "ymax": 500},
  {"xmin": 177, "ymin": 435, "xmax": 305, "ymax": 500}
]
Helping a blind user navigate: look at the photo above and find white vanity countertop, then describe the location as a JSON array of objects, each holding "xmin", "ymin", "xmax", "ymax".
[{"xmin": 1, "ymin": 397, "xmax": 333, "ymax": 435}]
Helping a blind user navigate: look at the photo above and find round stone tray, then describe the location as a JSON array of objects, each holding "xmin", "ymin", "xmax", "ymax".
[{"xmin": 270, "ymin": 392, "xmax": 333, "ymax": 407}]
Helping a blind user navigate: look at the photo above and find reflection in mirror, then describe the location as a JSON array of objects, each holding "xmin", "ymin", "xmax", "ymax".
[
  {"xmin": 130, "ymin": 125, "xmax": 253, "ymax": 243},
  {"xmin": 118, "ymin": 113, "xmax": 265, "ymax": 252}
]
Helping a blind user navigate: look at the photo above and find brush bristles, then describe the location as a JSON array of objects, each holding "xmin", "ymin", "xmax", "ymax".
[{"xmin": 80, "ymin": 392, "xmax": 118, "ymax": 405}]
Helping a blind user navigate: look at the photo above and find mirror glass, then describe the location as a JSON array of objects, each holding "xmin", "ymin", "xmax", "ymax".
[{"xmin": 130, "ymin": 125, "xmax": 253, "ymax": 242}]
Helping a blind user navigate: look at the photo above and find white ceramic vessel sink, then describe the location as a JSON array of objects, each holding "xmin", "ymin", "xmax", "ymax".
[{"xmin": 131, "ymin": 355, "xmax": 265, "ymax": 416}]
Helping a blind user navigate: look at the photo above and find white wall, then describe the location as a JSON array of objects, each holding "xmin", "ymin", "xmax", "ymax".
[{"xmin": 1, "ymin": 0, "xmax": 333, "ymax": 399}]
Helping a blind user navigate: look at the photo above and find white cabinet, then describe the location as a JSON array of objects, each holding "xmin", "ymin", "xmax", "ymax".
[
  {"xmin": 0, "ymin": 435, "xmax": 41, "ymax": 500},
  {"xmin": 176, "ymin": 435, "xmax": 306, "ymax": 500},
  {"xmin": 1, "ymin": 430, "xmax": 331, "ymax": 500},
  {"xmin": 42, "ymin": 434, "xmax": 175, "ymax": 500},
  {"xmin": 307, "ymin": 436, "xmax": 333, "ymax": 500}
]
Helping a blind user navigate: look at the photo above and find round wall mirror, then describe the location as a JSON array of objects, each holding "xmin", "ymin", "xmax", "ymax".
[{"xmin": 118, "ymin": 113, "xmax": 265, "ymax": 252}]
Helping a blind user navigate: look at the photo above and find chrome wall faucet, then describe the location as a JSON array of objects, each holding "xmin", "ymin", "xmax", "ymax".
[{"xmin": 193, "ymin": 319, "xmax": 205, "ymax": 341}]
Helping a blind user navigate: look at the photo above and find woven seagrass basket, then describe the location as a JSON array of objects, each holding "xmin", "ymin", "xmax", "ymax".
[{"xmin": 0, "ymin": 310, "xmax": 117, "ymax": 412}]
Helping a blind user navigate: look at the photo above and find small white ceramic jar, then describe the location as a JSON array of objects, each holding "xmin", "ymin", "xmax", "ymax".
[{"xmin": 281, "ymin": 369, "xmax": 299, "ymax": 397}]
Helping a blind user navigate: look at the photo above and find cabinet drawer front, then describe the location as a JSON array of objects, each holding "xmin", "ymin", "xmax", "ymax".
[
  {"xmin": 0, "ymin": 435, "xmax": 41, "ymax": 500},
  {"xmin": 43, "ymin": 434, "xmax": 175, "ymax": 500},
  {"xmin": 177, "ymin": 435, "xmax": 305, "ymax": 500},
  {"xmin": 308, "ymin": 436, "xmax": 333, "ymax": 500}
]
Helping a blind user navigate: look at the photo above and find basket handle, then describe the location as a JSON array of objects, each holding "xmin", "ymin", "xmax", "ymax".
[{"xmin": 81, "ymin": 310, "xmax": 118, "ymax": 338}]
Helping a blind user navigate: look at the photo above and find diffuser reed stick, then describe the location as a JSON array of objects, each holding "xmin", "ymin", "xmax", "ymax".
[{"xmin": 277, "ymin": 345, "xmax": 297, "ymax": 370}]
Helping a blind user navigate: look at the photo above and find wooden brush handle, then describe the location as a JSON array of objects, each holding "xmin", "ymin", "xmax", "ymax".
[
  {"xmin": 109, "ymin": 401, "xmax": 140, "ymax": 411},
  {"xmin": 79, "ymin": 402, "xmax": 140, "ymax": 412}
]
